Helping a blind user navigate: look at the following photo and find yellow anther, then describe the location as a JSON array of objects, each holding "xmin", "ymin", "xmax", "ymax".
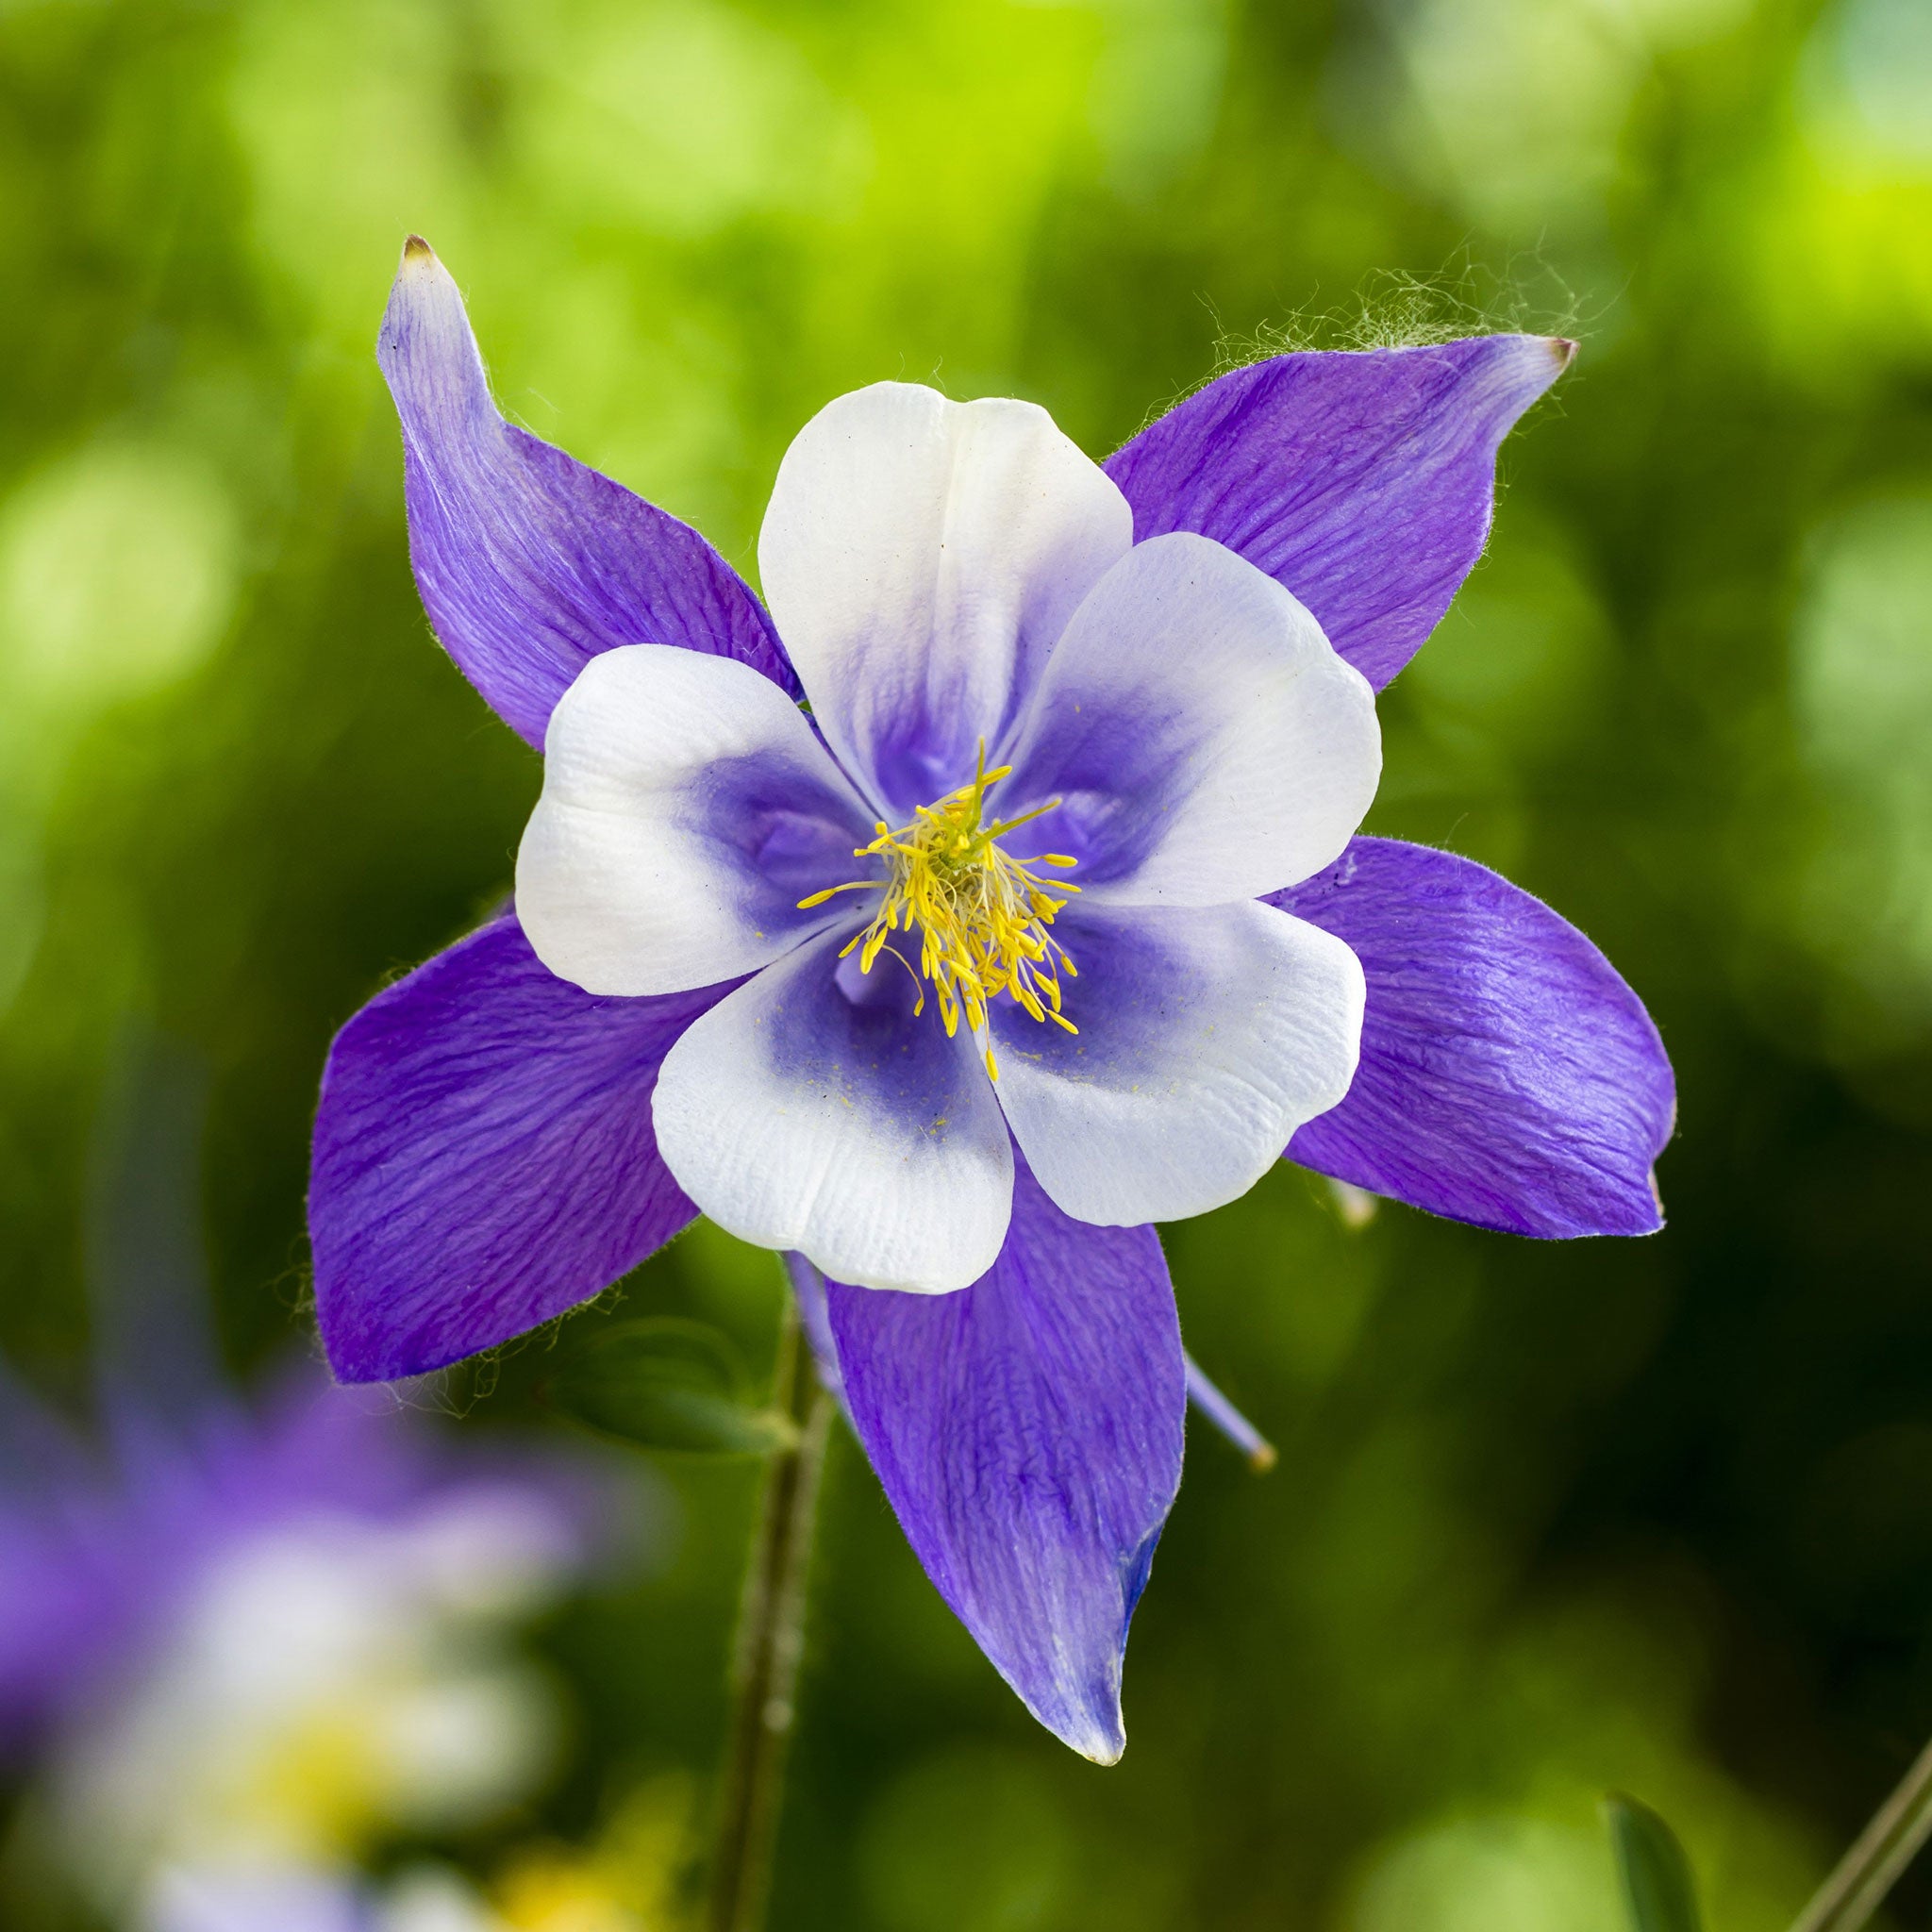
[
  {"xmin": 797, "ymin": 741, "xmax": 1078, "ymax": 1059},
  {"xmin": 796, "ymin": 879, "xmax": 875, "ymax": 909}
]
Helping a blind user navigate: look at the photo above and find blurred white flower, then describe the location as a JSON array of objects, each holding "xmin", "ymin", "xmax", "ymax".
[
  {"xmin": 52, "ymin": 1491, "xmax": 576, "ymax": 1892},
  {"xmin": 143, "ymin": 1859, "xmax": 508, "ymax": 1932},
  {"xmin": 142, "ymin": 1851, "xmax": 662, "ymax": 1932}
]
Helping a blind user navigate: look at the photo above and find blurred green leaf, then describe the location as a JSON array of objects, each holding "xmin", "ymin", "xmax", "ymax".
[
  {"xmin": 1605, "ymin": 1793, "xmax": 1704, "ymax": 1932},
  {"xmin": 539, "ymin": 1317, "xmax": 798, "ymax": 1457}
]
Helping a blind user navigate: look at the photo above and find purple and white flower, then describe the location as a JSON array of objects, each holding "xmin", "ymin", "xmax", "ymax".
[
  {"xmin": 146, "ymin": 1859, "xmax": 530, "ymax": 1932},
  {"xmin": 0, "ymin": 1352, "xmax": 621, "ymax": 1923},
  {"xmin": 308, "ymin": 239, "xmax": 1675, "ymax": 1762}
]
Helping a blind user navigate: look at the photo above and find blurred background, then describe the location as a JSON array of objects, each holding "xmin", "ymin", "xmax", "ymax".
[{"xmin": 1, "ymin": 0, "xmax": 1930, "ymax": 1924}]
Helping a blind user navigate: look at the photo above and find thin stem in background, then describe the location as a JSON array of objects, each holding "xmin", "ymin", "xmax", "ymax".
[
  {"xmin": 706, "ymin": 1277, "xmax": 836, "ymax": 1932},
  {"xmin": 1790, "ymin": 1731, "xmax": 1932, "ymax": 1932}
]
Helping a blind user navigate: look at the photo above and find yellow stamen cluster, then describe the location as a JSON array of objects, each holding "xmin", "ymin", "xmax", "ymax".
[{"xmin": 798, "ymin": 748, "xmax": 1079, "ymax": 1080}]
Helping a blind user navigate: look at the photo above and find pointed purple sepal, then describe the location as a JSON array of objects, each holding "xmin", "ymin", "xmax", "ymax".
[
  {"xmin": 1105, "ymin": 335, "xmax": 1572, "ymax": 690},
  {"xmin": 309, "ymin": 912, "xmax": 732, "ymax": 1382},
  {"xmin": 825, "ymin": 1161, "xmax": 1185, "ymax": 1761},
  {"xmin": 1275, "ymin": 837, "xmax": 1675, "ymax": 1238},
  {"xmin": 378, "ymin": 239, "xmax": 796, "ymax": 748}
]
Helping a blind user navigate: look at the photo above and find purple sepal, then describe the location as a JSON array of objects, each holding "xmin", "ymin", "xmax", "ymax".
[
  {"xmin": 1275, "ymin": 838, "xmax": 1675, "ymax": 1238},
  {"xmin": 309, "ymin": 911, "xmax": 731, "ymax": 1382},
  {"xmin": 378, "ymin": 239, "xmax": 795, "ymax": 749},
  {"xmin": 1105, "ymin": 336, "xmax": 1572, "ymax": 690},
  {"xmin": 825, "ymin": 1160, "xmax": 1184, "ymax": 1762}
]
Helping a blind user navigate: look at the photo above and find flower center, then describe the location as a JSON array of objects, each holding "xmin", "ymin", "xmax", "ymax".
[{"xmin": 798, "ymin": 748, "xmax": 1079, "ymax": 1080}]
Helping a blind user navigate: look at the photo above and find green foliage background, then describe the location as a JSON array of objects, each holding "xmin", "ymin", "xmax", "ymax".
[{"xmin": 2, "ymin": 0, "xmax": 1931, "ymax": 1924}]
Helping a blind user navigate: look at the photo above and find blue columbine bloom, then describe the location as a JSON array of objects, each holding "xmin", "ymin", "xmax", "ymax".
[
  {"xmin": 0, "ymin": 1352, "xmax": 621, "ymax": 1916},
  {"xmin": 308, "ymin": 238, "xmax": 1676, "ymax": 1763}
]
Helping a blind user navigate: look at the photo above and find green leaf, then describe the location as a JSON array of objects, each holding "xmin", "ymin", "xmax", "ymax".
[
  {"xmin": 1605, "ymin": 1793, "xmax": 1704, "ymax": 1932},
  {"xmin": 538, "ymin": 1317, "xmax": 799, "ymax": 1457}
]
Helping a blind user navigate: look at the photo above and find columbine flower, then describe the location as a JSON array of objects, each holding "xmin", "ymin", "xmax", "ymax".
[
  {"xmin": 146, "ymin": 1862, "xmax": 485, "ymax": 1932},
  {"xmin": 0, "ymin": 1350, "xmax": 620, "ymax": 1921},
  {"xmin": 308, "ymin": 239, "xmax": 1675, "ymax": 1761},
  {"xmin": 147, "ymin": 1855, "xmax": 654, "ymax": 1932}
]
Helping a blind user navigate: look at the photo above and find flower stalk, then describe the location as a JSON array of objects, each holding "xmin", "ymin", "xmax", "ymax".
[
  {"xmin": 1790, "ymin": 1730, "xmax": 1932, "ymax": 1932},
  {"xmin": 706, "ymin": 1279, "xmax": 835, "ymax": 1932}
]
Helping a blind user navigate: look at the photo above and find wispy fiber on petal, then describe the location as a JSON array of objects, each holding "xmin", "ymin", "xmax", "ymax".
[
  {"xmin": 1277, "ymin": 838, "xmax": 1675, "ymax": 1238},
  {"xmin": 378, "ymin": 238, "xmax": 794, "ymax": 747},
  {"xmin": 1105, "ymin": 336, "xmax": 1573, "ymax": 691},
  {"xmin": 824, "ymin": 1161, "xmax": 1185, "ymax": 1762}
]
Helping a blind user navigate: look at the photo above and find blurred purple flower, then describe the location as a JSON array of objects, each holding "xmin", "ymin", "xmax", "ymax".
[
  {"xmin": 0, "ymin": 1362, "xmax": 611, "ymax": 1755},
  {"xmin": 143, "ymin": 1865, "xmax": 374, "ymax": 1932},
  {"xmin": 0, "ymin": 1354, "xmax": 628, "ymax": 1925},
  {"xmin": 0, "ymin": 1029, "xmax": 634, "ymax": 1920},
  {"xmin": 308, "ymin": 240, "xmax": 1674, "ymax": 1759},
  {"xmin": 146, "ymin": 1860, "xmax": 507, "ymax": 1932}
]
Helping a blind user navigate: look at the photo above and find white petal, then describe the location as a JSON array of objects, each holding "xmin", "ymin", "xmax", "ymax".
[
  {"xmin": 757, "ymin": 382, "xmax": 1133, "ymax": 817},
  {"xmin": 996, "ymin": 532, "xmax": 1382, "ymax": 905},
  {"xmin": 516, "ymin": 644, "xmax": 875, "ymax": 996},
  {"xmin": 654, "ymin": 927, "xmax": 1015, "ymax": 1291},
  {"xmin": 990, "ymin": 899, "xmax": 1364, "ymax": 1226}
]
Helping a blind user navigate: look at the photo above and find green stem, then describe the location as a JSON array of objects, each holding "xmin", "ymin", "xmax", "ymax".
[
  {"xmin": 1790, "ymin": 1731, "xmax": 1932, "ymax": 1932},
  {"xmin": 706, "ymin": 1276, "xmax": 835, "ymax": 1932}
]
